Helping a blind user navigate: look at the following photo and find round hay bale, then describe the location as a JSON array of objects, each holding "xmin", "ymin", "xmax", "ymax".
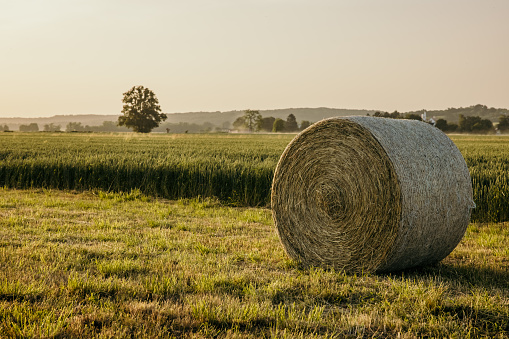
[{"xmin": 271, "ymin": 116, "xmax": 475, "ymax": 273}]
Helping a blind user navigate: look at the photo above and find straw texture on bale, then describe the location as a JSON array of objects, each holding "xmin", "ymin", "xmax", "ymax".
[{"xmin": 271, "ymin": 116, "xmax": 475, "ymax": 273}]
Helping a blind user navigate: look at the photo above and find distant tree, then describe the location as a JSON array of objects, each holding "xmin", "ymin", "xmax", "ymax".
[
  {"xmin": 100, "ymin": 121, "xmax": 120, "ymax": 132},
  {"xmin": 300, "ymin": 120, "xmax": 312, "ymax": 130},
  {"xmin": 202, "ymin": 121, "xmax": 214, "ymax": 132},
  {"xmin": 435, "ymin": 119, "xmax": 448, "ymax": 131},
  {"xmin": 272, "ymin": 118, "xmax": 285, "ymax": 132},
  {"xmin": 373, "ymin": 111, "xmax": 393, "ymax": 118},
  {"xmin": 118, "ymin": 86, "xmax": 167, "ymax": 133},
  {"xmin": 19, "ymin": 123, "xmax": 39, "ymax": 132},
  {"xmin": 232, "ymin": 117, "xmax": 246, "ymax": 130},
  {"xmin": 285, "ymin": 114, "xmax": 299, "ymax": 132},
  {"xmin": 435, "ymin": 119, "xmax": 458, "ymax": 132},
  {"xmin": 259, "ymin": 117, "xmax": 276, "ymax": 132},
  {"xmin": 43, "ymin": 123, "xmax": 61, "ymax": 132},
  {"xmin": 242, "ymin": 109, "xmax": 262, "ymax": 132},
  {"xmin": 372, "ymin": 111, "xmax": 411, "ymax": 120},
  {"xmin": 1, "ymin": 124, "xmax": 9, "ymax": 131},
  {"xmin": 472, "ymin": 104, "xmax": 488, "ymax": 114},
  {"xmin": 404, "ymin": 113, "xmax": 422, "ymax": 121},
  {"xmin": 447, "ymin": 123, "xmax": 458, "ymax": 132},
  {"xmin": 389, "ymin": 111, "xmax": 400, "ymax": 119},
  {"xmin": 458, "ymin": 115, "xmax": 467, "ymax": 131},
  {"xmin": 155, "ymin": 122, "xmax": 216, "ymax": 134},
  {"xmin": 66, "ymin": 122, "xmax": 85, "ymax": 132},
  {"xmin": 472, "ymin": 119, "xmax": 493, "ymax": 133},
  {"xmin": 497, "ymin": 115, "xmax": 509, "ymax": 133},
  {"xmin": 458, "ymin": 114, "xmax": 494, "ymax": 133},
  {"xmin": 80, "ymin": 121, "xmax": 128, "ymax": 132}
]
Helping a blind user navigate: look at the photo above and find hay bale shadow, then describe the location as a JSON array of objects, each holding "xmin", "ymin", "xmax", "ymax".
[{"xmin": 380, "ymin": 262, "xmax": 509, "ymax": 290}]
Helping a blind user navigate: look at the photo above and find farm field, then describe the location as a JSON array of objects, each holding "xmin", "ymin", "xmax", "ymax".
[
  {"xmin": 0, "ymin": 189, "xmax": 508, "ymax": 338},
  {"xmin": 1, "ymin": 133, "xmax": 509, "ymax": 222},
  {"xmin": 0, "ymin": 133, "xmax": 292, "ymax": 208}
]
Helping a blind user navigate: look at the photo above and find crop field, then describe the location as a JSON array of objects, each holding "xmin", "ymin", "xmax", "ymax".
[
  {"xmin": 0, "ymin": 133, "xmax": 508, "ymax": 337},
  {"xmin": 453, "ymin": 135, "xmax": 509, "ymax": 222},
  {"xmin": 0, "ymin": 133, "xmax": 291, "ymax": 208},
  {"xmin": 1, "ymin": 133, "xmax": 509, "ymax": 222}
]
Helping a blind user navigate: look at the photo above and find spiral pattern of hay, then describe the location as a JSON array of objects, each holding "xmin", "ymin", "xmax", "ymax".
[{"xmin": 271, "ymin": 116, "xmax": 474, "ymax": 273}]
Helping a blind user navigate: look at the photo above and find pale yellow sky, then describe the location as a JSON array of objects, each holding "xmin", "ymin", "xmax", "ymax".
[{"xmin": 1, "ymin": 0, "xmax": 508, "ymax": 117}]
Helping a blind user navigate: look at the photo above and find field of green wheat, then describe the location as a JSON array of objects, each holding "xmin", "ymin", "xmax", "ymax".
[{"xmin": 1, "ymin": 133, "xmax": 509, "ymax": 222}]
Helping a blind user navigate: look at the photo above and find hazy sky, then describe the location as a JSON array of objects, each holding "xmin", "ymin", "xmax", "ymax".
[{"xmin": 1, "ymin": 0, "xmax": 508, "ymax": 117}]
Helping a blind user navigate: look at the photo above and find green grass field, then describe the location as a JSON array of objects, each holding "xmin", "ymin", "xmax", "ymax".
[
  {"xmin": 0, "ymin": 133, "xmax": 508, "ymax": 337},
  {"xmin": 1, "ymin": 133, "xmax": 509, "ymax": 222},
  {"xmin": 0, "ymin": 189, "xmax": 507, "ymax": 338}
]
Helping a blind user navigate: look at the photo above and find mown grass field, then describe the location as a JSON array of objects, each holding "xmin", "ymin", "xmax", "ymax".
[
  {"xmin": 0, "ymin": 189, "xmax": 507, "ymax": 338},
  {"xmin": 1, "ymin": 133, "xmax": 509, "ymax": 222},
  {"xmin": 1, "ymin": 133, "xmax": 508, "ymax": 337}
]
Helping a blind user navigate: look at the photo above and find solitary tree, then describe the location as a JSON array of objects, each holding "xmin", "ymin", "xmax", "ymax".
[{"xmin": 118, "ymin": 86, "xmax": 167, "ymax": 133}]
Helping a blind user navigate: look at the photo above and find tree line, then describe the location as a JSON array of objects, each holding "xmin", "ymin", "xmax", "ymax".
[
  {"xmin": 8, "ymin": 121, "xmax": 129, "ymax": 133},
  {"xmin": 232, "ymin": 109, "xmax": 312, "ymax": 133},
  {"xmin": 409, "ymin": 104, "xmax": 509, "ymax": 124},
  {"xmin": 8, "ymin": 113, "xmax": 509, "ymax": 134},
  {"xmin": 435, "ymin": 115, "xmax": 509, "ymax": 133},
  {"xmin": 369, "ymin": 110, "xmax": 509, "ymax": 134}
]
